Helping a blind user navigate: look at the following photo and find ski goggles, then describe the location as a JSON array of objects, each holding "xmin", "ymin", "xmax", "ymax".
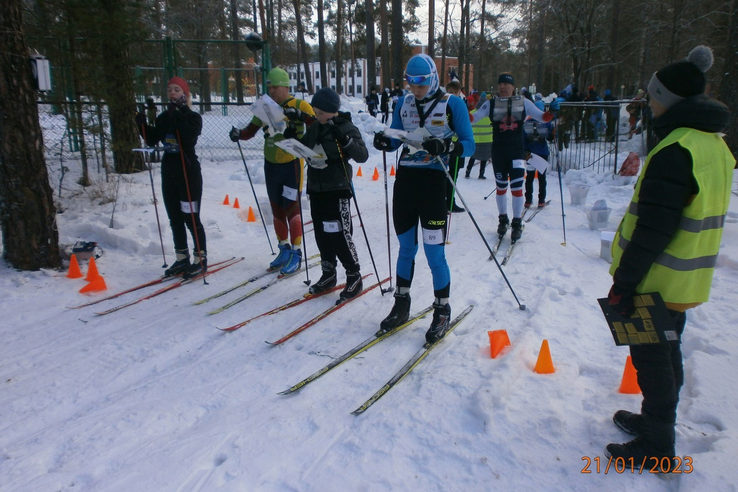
[{"xmin": 404, "ymin": 72, "xmax": 432, "ymax": 86}]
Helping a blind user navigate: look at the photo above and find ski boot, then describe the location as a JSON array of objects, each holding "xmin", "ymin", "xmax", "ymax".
[
  {"xmin": 164, "ymin": 249, "xmax": 190, "ymax": 277},
  {"xmin": 377, "ymin": 291, "xmax": 411, "ymax": 336},
  {"xmin": 497, "ymin": 214, "xmax": 510, "ymax": 237},
  {"xmin": 338, "ymin": 271, "xmax": 363, "ymax": 304},
  {"xmin": 269, "ymin": 243, "xmax": 292, "ymax": 271},
  {"xmin": 510, "ymin": 217, "xmax": 524, "ymax": 242},
  {"xmin": 425, "ymin": 301, "xmax": 452, "ymax": 344},
  {"xmin": 280, "ymin": 248, "xmax": 302, "ymax": 275},
  {"xmin": 183, "ymin": 251, "xmax": 207, "ymax": 280},
  {"xmin": 309, "ymin": 261, "xmax": 337, "ymax": 295}
]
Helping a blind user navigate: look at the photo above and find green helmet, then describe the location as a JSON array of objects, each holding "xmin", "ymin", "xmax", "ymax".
[{"xmin": 266, "ymin": 68, "xmax": 290, "ymax": 87}]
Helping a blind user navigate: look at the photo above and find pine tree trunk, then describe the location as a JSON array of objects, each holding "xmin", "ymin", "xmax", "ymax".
[
  {"xmin": 318, "ymin": 0, "xmax": 328, "ymax": 88},
  {"xmin": 0, "ymin": 0, "xmax": 61, "ymax": 270},
  {"xmin": 721, "ymin": 0, "xmax": 738, "ymax": 161},
  {"xmin": 391, "ymin": 0, "xmax": 403, "ymax": 85},
  {"xmin": 365, "ymin": 0, "xmax": 376, "ymax": 92}
]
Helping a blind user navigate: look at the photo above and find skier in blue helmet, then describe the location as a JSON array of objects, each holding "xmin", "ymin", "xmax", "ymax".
[{"xmin": 373, "ymin": 54, "xmax": 475, "ymax": 344}]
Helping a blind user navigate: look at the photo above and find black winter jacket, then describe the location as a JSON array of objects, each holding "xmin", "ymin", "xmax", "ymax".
[
  {"xmin": 301, "ymin": 112, "xmax": 368, "ymax": 196},
  {"xmin": 140, "ymin": 105, "xmax": 202, "ymax": 170},
  {"xmin": 613, "ymin": 95, "xmax": 731, "ymax": 294}
]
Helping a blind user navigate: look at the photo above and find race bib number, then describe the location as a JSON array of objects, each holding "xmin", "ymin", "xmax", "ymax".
[
  {"xmin": 180, "ymin": 200, "xmax": 199, "ymax": 214},
  {"xmin": 512, "ymin": 159, "xmax": 526, "ymax": 169},
  {"xmin": 282, "ymin": 185, "xmax": 298, "ymax": 201},
  {"xmin": 323, "ymin": 220, "xmax": 341, "ymax": 233},
  {"xmin": 422, "ymin": 227, "xmax": 445, "ymax": 245}
]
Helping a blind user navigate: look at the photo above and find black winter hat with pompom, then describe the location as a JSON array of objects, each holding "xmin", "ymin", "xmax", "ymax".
[{"xmin": 648, "ymin": 46, "xmax": 714, "ymax": 110}]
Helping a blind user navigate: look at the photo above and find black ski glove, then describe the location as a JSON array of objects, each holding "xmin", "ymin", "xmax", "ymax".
[
  {"xmin": 329, "ymin": 120, "xmax": 350, "ymax": 145},
  {"xmin": 229, "ymin": 126, "xmax": 241, "ymax": 142},
  {"xmin": 608, "ymin": 284, "xmax": 636, "ymax": 317},
  {"xmin": 283, "ymin": 126, "xmax": 298, "ymax": 140},
  {"xmin": 283, "ymin": 107, "xmax": 305, "ymax": 122},
  {"xmin": 373, "ymin": 132, "xmax": 393, "ymax": 151}
]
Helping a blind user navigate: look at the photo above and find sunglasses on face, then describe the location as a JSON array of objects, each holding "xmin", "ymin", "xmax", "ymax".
[{"xmin": 404, "ymin": 72, "xmax": 431, "ymax": 85}]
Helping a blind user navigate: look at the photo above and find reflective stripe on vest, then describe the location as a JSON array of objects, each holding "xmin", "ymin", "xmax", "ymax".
[{"xmin": 610, "ymin": 127, "xmax": 735, "ymax": 304}]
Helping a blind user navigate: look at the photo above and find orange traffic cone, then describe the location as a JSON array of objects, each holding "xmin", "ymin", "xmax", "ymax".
[
  {"xmin": 390, "ymin": 165, "xmax": 396, "ymax": 176},
  {"xmin": 223, "ymin": 194, "xmax": 230, "ymax": 205},
  {"xmin": 619, "ymin": 356, "xmax": 641, "ymax": 394},
  {"xmin": 356, "ymin": 166, "xmax": 363, "ymax": 177},
  {"xmin": 233, "ymin": 198, "xmax": 240, "ymax": 209},
  {"xmin": 247, "ymin": 206, "xmax": 257, "ymax": 222},
  {"xmin": 85, "ymin": 257, "xmax": 101, "ymax": 281},
  {"xmin": 488, "ymin": 330, "xmax": 511, "ymax": 359},
  {"xmin": 372, "ymin": 167, "xmax": 380, "ymax": 181},
  {"xmin": 534, "ymin": 339, "xmax": 555, "ymax": 374},
  {"xmin": 79, "ymin": 275, "xmax": 107, "ymax": 294},
  {"xmin": 66, "ymin": 254, "xmax": 83, "ymax": 279}
]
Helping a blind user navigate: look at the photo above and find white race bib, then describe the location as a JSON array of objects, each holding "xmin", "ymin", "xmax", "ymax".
[
  {"xmin": 180, "ymin": 200, "xmax": 199, "ymax": 213},
  {"xmin": 282, "ymin": 186, "xmax": 298, "ymax": 201},
  {"xmin": 422, "ymin": 227, "xmax": 445, "ymax": 245},
  {"xmin": 323, "ymin": 220, "xmax": 341, "ymax": 233}
]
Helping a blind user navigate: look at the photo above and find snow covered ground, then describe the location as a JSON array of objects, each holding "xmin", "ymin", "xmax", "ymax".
[{"xmin": 1, "ymin": 98, "xmax": 737, "ymax": 491}]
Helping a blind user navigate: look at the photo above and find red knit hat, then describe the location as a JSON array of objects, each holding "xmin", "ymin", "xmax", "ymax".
[{"xmin": 168, "ymin": 77, "xmax": 190, "ymax": 97}]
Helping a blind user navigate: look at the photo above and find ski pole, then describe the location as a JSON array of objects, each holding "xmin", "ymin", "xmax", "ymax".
[
  {"xmin": 553, "ymin": 123, "xmax": 567, "ymax": 246},
  {"xmin": 381, "ymin": 150, "xmax": 394, "ymax": 290},
  {"xmin": 446, "ymin": 155, "xmax": 462, "ymax": 243},
  {"xmin": 333, "ymin": 128, "xmax": 391, "ymax": 295},
  {"xmin": 138, "ymin": 119, "xmax": 168, "ymax": 268},
  {"xmin": 176, "ymin": 129, "xmax": 207, "ymax": 285},
  {"xmin": 484, "ymin": 188, "xmax": 496, "ymax": 200},
  {"xmin": 437, "ymin": 157, "xmax": 526, "ymax": 311},
  {"xmin": 236, "ymin": 140, "xmax": 275, "ymax": 255},
  {"xmin": 294, "ymin": 159, "xmax": 311, "ymax": 286}
]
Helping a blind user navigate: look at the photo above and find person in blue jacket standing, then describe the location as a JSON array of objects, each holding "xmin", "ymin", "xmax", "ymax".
[{"xmin": 373, "ymin": 54, "xmax": 475, "ymax": 343}]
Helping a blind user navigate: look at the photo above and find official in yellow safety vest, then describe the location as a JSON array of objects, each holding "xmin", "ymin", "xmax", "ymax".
[{"xmin": 605, "ymin": 46, "xmax": 735, "ymax": 467}]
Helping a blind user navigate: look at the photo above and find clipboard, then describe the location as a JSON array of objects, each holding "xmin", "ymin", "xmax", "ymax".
[
  {"xmin": 274, "ymin": 139, "xmax": 320, "ymax": 160},
  {"xmin": 597, "ymin": 292, "xmax": 678, "ymax": 346},
  {"xmin": 383, "ymin": 128, "xmax": 426, "ymax": 150},
  {"xmin": 527, "ymin": 152, "xmax": 549, "ymax": 173},
  {"xmin": 252, "ymin": 95, "xmax": 287, "ymax": 134}
]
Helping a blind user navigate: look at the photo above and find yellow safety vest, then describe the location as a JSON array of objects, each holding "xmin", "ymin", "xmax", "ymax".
[
  {"xmin": 610, "ymin": 127, "xmax": 735, "ymax": 310},
  {"xmin": 471, "ymin": 114, "xmax": 493, "ymax": 144}
]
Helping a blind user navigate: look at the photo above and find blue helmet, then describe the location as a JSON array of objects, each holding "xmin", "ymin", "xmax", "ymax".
[{"xmin": 404, "ymin": 54, "xmax": 439, "ymax": 100}]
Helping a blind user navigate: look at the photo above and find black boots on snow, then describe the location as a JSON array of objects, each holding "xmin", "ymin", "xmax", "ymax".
[
  {"xmin": 607, "ymin": 411, "xmax": 676, "ymax": 469},
  {"xmin": 309, "ymin": 262, "xmax": 337, "ymax": 295},
  {"xmin": 497, "ymin": 214, "xmax": 509, "ymax": 236},
  {"xmin": 425, "ymin": 301, "xmax": 452, "ymax": 344},
  {"xmin": 164, "ymin": 249, "xmax": 190, "ymax": 277},
  {"xmin": 183, "ymin": 251, "xmax": 207, "ymax": 280},
  {"xmin": 338, "ymin": 271, "xmax": 363, "ymax": 304},
  {"xmin": 378, "ymin": 292, "xmax": 411, "ymax": 335},
  {"xmin": 613, "ymin": 410, "xmax": 647, "ymax": 436},
  {"xmin": 511, "ymin": 217, "xmax": 524, "ymax": 242}
]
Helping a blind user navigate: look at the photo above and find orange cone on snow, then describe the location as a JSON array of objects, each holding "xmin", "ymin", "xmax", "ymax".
[
  {"xmin": 233, "ymin": 198, "xmax": 240, "ymax": 209},
  {"xmin": 247, "ymin": 206, "xmax": 257, "ymax": 222},
  {"xmin": 85, "ymin": 257, "xmax": 101, "ymax": 281},
  {"xmin": 488, "ymin": 330, "xmax": 511, "ymax": 359},
  {"xmin": 619, "ymin": 356, "xmax": 641, "ymax": 394},
  {"xmin": 66, "ymin": 254, "xmax": 83, "ymax": 279},
  {"xmin": 534, "ymin": 339, "xmax": 555, "ymax": 374},
  {"xmin": 356, "ymin": 167, "xmax": 363, "ymax": 177},
  {"xmin": 390, "ymin": 166, "xmax": 396, "ymax": 176},
  {"xmin": 79, "ymin": 275, "xmax": 107, "ymax": 294},
  {"xmin": 223, "ymin": 194, "xmax": 230, "ymax": 205},
  {"xmin": 372, "ymin": 167, "xmax": 380, "ymax": 181}
]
